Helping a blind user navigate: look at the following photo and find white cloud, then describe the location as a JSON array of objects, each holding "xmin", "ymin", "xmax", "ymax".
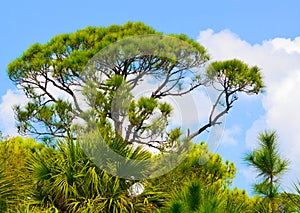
[
  {"xmin": 241, "ymin": 167, "xmax": 257, "ymax": 185},
  {"xmin": 245, "ymin": 116, "xmax": 267, "ymax": 150},
  {"xmin": 270, "ymin": 37, "xmax": 300, "ymax": 54},
  {"xmin": 221, "ymin": 125, "xmax": 242, "ymax": 146},
  {"xmin": 198, "ymin": 29, "xmax": 300, "ymax": 190},
  {"xmin": 0, "ymin": 89, "xmax": 28, "ymax": 137}
]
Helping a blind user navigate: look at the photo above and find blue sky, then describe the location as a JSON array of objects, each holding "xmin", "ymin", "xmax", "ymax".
[{"xmin": 1, "ymin": 0, "xmax": 300, "ymax": 195}]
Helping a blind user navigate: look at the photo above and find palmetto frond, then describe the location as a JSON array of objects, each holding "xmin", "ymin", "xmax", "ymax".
[
  {"xmin": 25, "ymin": 135, "xmax": 156, "ymax": 212},
  {"xmin": 0, "ymin": 163, "xmax": 17, "ymax": 212}
]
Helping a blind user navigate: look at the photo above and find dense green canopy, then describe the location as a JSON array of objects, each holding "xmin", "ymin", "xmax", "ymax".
[{"xmin": 7, "ymin": 22, "xmax": 264, "ymax": 153}]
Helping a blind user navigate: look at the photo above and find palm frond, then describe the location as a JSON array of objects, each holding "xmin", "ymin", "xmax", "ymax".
[{"xmin": 0, "ymin": 163, "xmax": 17, "ymax": 212}]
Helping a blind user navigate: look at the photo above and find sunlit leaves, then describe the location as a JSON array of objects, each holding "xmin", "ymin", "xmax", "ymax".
[
  {"xmin": 165, "ymin": 180, "xmax": 252, "ymax": 213},
  {"xmin": 14, "ymin": 99, "xmax": 73, "ymax": 137},
  {"xmin": 0, "ymin": 137, "xmax": 47, "ymax": 212},
  {"xmin": 0, "ymin": 163, "xmax": 16, "ymax": 212},
  {"xmin": 7, "ymin": 22, "xmax": 211, "ymax": 142},
  {"xmin": 207, "ymin": 59, "xmax": 264, "ymax": 94}
]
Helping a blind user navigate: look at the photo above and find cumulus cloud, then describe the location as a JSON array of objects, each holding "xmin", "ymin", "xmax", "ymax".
[
  {"xmin": 221, "ymin": 125, "xmax": 242, "ymax": 146},
  {"xmin": 0, "ymin": 89, "xmax": 28, "ymax": 136},
  {"xmin": 241, "ymin": 167, "xmax": 257, "ymax": 185},
  {"xmin": 198, "ymin": 29, "xmax": 300, "ymax": 189},
  {"xmin": 244, "ymin": 116, "xmax": 267, "ymax": 149}
]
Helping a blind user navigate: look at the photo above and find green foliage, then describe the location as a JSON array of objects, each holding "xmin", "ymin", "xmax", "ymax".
[
  {"xmin": 150, "ymin": 143, "xmax": 236, "ymax": 199},
  {"xmin": 165, "ymin": 181, "xmax": 253, "ymax": 213},
  {"xmin": 280, "ymin": 181, "xmax": 300, "ymax": 212},
  {"xmin": 244, "ymin": 131, "xmax": 289, "ymax": 212},
  {"xmin": 8, "ymin": 22, "xmax": 209, "ymax": 143},
  {"xmin": 0, "ymin": 163, "xmax": 16, "ymax": 212},
  {"xmin": 151, "ymin": 143, "xmax": 258, "ymax": 213},
  {"xmin": 0, "ymin": 135, "xmax": 259, "ymax": 213},
  {"xmin": 21, "ymin": 135, "xmax": 166, "ymax": 212},
  {"xmin": 290, "ymin": 182, "xmax": 300, "ymax": 211},
  {"xmin": 186, "ymin": 182, "xmax": 201, "ymax": 211},
  {"xmin": 0, "ymin": 137, "xmax": 47, "ymax": 211},
  {"xmin": 206, "ymin": 59, "xmax": 264, "ymax": 94}
]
